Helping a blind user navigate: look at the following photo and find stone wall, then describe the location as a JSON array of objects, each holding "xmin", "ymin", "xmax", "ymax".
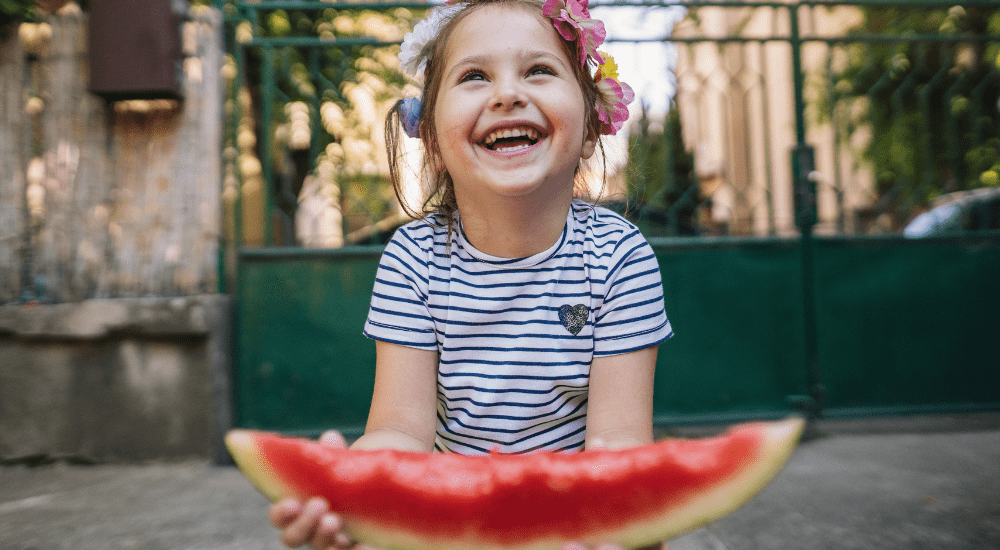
[
  {"xmin": 0, "ymin": 295, "xmax": 232, "ymax": 463},
  {"xmin": 0, "ymin": 4, "xmax": 223, "ymax": 302},
  {"xmin": 0, "ymin": 5, "xmax": 232, "ymax": 463}
]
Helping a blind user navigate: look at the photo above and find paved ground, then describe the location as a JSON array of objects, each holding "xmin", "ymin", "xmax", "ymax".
[{"xmin": 1, "ymin": 414, "xmax": 998, "ymax": 550}]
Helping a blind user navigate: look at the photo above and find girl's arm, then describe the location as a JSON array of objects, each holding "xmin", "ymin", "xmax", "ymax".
[
  {"xmin": 351, "ymin": 340, "xmax": 440, "ymax": 452},
  {"xmin": 577, "ymin": 344, "xmax": 666, "ymax": 550},
  {"xmin": 584, "ymin": 344, "xmax": 658, "ymax": 450},
  {"xmin": 270, "ymin": 340, "xmax": 439, "ymax": 549}
]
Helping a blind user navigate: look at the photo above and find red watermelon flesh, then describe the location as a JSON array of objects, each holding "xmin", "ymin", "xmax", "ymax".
[{"xmin": 225, "ymin": 417, "xmax": 804, "ymax": 550}]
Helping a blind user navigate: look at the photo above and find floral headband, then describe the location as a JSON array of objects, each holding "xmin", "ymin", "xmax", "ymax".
[{"xmin": 396, "ymin": 0, "xmax": 634, "ymax": 138}]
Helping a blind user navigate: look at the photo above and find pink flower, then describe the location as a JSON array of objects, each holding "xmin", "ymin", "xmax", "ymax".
[
  {"xmin": 594, "ymin": 54, "xmax": 634, "ymax": 135},
  {"xmin": 542, "ymin": 0, "xmax": 605, "ymax": 66}
]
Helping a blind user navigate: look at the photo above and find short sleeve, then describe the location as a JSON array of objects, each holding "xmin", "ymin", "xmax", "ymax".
[
  {"xmin": 592, "ymin": 229, "xmax": 673, "ymax": 356},
  {"xmin": 363, "ymin": 227, "xmax": 439, "ymax": 350}
]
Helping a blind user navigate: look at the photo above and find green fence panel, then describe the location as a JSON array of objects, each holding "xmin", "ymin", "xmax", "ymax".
[
  {"xmin": 650, "ymin": 239, "xmax": 808, "ymax": 423},
  {"xmin": 233, "ymin": 236, "xmax": 1000, "ymax": 434},
  {"xmin": 815, "ymin": 234, "xmax": 1000, "ymax": 415},
  {"xmin": 235, "ymin": 247, "xmax": 382, "ymax": 435}
]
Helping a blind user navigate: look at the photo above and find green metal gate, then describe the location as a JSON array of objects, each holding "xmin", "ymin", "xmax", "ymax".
[{"xmin": 218, "ymin": 0, "xmax": 1000, "ymax": 435}]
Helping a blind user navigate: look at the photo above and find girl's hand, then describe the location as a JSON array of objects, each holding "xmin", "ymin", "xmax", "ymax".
[{"xmin": 268, "ymin": 431, "xmax": 360, "ymax": 549}]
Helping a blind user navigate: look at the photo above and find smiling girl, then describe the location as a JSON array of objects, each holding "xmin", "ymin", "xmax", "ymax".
[{"xmin": 269, "ymin": 0, "xmax": 673, "ymax": 548}]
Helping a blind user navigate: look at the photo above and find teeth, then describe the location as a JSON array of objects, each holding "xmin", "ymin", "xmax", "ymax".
[
  {"xmin": 483, "ymin": 126, "xmax": 540, "ymax": 146},
  {"xmin": 494, "ymin": 143, "xmax": 531, "ymax": 152}
]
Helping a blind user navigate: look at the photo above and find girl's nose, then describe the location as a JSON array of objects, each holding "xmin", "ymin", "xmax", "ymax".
[{"xmin": 490, "ymin": 79, "xmax": 526, "ymax": 111}]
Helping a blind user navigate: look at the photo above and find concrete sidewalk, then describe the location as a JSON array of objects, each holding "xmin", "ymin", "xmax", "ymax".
[{"xmin": 1, "ymin": 415, "xmax": 998, "ymax": 550}]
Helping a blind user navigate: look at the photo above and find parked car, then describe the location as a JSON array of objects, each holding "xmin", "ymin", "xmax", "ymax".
[{"xmin": 904, "ymin": 187, "xmax": 1000, "ymax": 237}]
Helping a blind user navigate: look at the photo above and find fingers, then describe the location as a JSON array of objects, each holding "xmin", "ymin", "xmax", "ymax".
[
  {"xmin": 279, "ymin": 497, "xmax": 332, "ymax": 548},
  {"xmin": 317, "ymin": 513, "xmax": 349, "ymax": 549},
  {"xmin": 270, "ymin": 498, "xmax": 303, "ymax": 529}
]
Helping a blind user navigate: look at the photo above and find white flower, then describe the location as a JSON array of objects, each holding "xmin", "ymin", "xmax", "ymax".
[{"xmin": 398, "ymin": 4, "xmax": 465, "ymax": 81}]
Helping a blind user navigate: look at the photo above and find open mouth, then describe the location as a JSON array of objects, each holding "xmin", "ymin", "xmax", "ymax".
[{"xmin": 481, "ymin": 126, "xmax": 542, "ymax": 152}]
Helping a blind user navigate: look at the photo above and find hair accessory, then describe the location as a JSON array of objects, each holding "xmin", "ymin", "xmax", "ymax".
[
  {"xmin": 542, "ymin": 0, "xmax": 633, "ymax": 135},
  {"xmin": 396, "ymin": 0, "xmax": 634, "ymax": 136},
  {"xmin": 542, "ymin": 0, "xmax": 606, "ymax": 67},
  {"xmin": 398, "ymin": 3, "xmax": 465, "ymax": 80},
  {"xmin": 593, "ymin": 52, "xmax": 634, "ymax": 135},
  {"xmin": 399, "ymin": 97, "xmax": 422, "ymax": 138}
]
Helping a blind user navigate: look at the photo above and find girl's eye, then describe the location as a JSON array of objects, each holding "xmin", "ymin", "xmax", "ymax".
[
  {"xmin": 528, "ymin": 65, "xmax": 556, "ymax": 77},
  {"xmin": 459, "ymin": 70, "xmax": 486, "ymax": 83}
]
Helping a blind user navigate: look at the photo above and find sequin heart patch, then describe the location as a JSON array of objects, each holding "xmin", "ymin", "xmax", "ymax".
[{"xmin": 558, "ymin": 304, "xmax": 588, "ymax": 335}]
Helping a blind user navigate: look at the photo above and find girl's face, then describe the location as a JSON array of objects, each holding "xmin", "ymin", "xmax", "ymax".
[{"xmin": 432, "ymin": 5, "xmax": 597, "ymax": 209}]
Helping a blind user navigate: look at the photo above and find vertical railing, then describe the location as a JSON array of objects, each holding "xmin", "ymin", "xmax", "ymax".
[{"xmin": 789, "ymin": 3, "xmax": 824, "ymax": 420}]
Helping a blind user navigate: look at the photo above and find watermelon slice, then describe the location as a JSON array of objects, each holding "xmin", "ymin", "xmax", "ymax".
[{"xmin": 226, "ymin": 417, "xmax": 804, "ymax": 550}]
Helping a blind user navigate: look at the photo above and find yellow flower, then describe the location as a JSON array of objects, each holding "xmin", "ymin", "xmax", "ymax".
[{"xmin": 596, "ymin": 52, "xmax": 619, "ymax": 80}]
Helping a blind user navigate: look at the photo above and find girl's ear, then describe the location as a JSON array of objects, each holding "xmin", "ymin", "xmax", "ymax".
[
  {"xmin": 580, "ymin": 129, "xmax": 598, "ymax": 160},
  {"xmin": 420, "ymin": 125, "xmax": 443, "ymax": 169}
]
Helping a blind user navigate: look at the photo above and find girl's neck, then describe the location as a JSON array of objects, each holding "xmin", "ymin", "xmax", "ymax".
[{"xmin": 458, "ymin": 194, "xmax": 572, "ymax": 259}]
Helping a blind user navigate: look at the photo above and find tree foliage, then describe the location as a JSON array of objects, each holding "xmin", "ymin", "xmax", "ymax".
[
  {"xmin": 619, "ymin": 105, "xmax": 699, "ymax": 236},
  {"xmin": 217, "ymin": 1, "xmax": 425, "ymax": 245},
  {"xmin": 825, "ymin": 5, "xmax": 1000, "ymax": 221},
  {"xmin": 1, "ymin": 0, "xmax": 35, "ymax": 30}
]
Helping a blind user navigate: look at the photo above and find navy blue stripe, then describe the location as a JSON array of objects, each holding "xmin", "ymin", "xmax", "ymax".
[
  {"xmin": 440, "ymin": 396, "xmax": 586, "ymax": 423},
  {"xmin": 509, "ymin": 423, "xmax": 588, "ymax": 454},
  {"xmin": 594, "ymin": 330, "xmax": 673, "ymax": 356},
  {"xmin": 602, "ymin": 295, "xmax": 664, "ymax": 315},
  {"xmin": 381, "ymin": 249, "xmax": 429, "ymax": 284},
  {"xmin": 606, "ymin": 263, "xmax": 660, "ymax": 292},
  {"xmin": 434, "ymin": 425, "xmax": 492, "ymax": 454},
  {"xmin": 552, "ymin": 439, "xmax": 586, "ymax": 453},
  {"xmin": 438, "ymin": 411, "xmax": 587, "ymax": 448},
  {"xmin": 370, "ymin": 291, "xmax": 425, "ymax": 308},
  {"xmin": 440, "ymin": 358, "xmax": 591, "ymax": 367},
  {"xmin": 430, "ymin": 289, "xmax": 592, "ymax": 302},
  {"xmin": 441, "ymin": 390, "xmax": 581, "ymax": 409},
  {"xmin": 441, "ymin": 318, "xmax": 568, "ymax": 328},
  {"xmin": 438, "ymin": 382, "xmax": 587, "ymax": 395},
  {"xmin": 594, "ymin": 318, "xmax": 669, "ymax": 341},
  {"xmin": 428, "ymin": 273, "xmax": 590, "ymax": 289},
  {"xmin": 606, "ymin": 237, "xmax": 646, "ymax": 281},
  {"xmin": 362, "ymin": 331, "xmax": 438, "ymax": 349},
  {"xmin": 438, "ymin": 371, "xmax": 590, "ymax": 381},
  {"xmin": 367, "ymin": 305, "xmax": 434, "ymax": 324},
  {"xmin": 442, "ymin": 344, "xmax": 594, "ymax": 353},
  {"xmin": 598, "ymin": 281, "xmax": 662, "ymax": 316},
  {"xmin": 430, "ymin": 303, "xmax": 580, "ymax": 315},
  {"xmin": 374, "ymin": 268, "xmax": 428, "ymax": 301},
  {"xmin": 440, "ymin": 399, "xmax": 587, "ymax": 435},
  {"xmin": 428, "ymin": 261, "xmax": 589, "ymax": 280},
  {"xmin": 595, "ymin": 310, "xmax": 665, "ymax": 330},
  {"xmin": 444, "ymin": 331, "xmax": 587, "ymax": 340},
  {"xmin": 372, "ymin": 275, "xmax": 417, "ymax": 293},
  {"xmin": 399, "ymin": 225, "xmax": 436, "ymax": 251}
]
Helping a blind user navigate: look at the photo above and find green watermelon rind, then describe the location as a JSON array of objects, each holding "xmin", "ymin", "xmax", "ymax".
[{"xmin": 226, "ymin": 417, "xmax": 805, "ymax": 550}]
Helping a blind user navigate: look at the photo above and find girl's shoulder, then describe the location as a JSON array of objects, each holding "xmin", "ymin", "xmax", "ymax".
[
  {"xmin": 384, "ymin": 212, "xmax": 456, "ymax": 266},
  {"xmin": 570, "ymin": 199, "xmax": 642, "ymax": 241},
  {"xmin": 392, "ymin": 212, "xmax": 452, "ymax": 243}
]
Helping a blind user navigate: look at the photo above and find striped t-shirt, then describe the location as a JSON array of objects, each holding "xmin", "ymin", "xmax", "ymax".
[{"xmin": 363, "ymin": 199, "xmax": 673, "ymax": 454}]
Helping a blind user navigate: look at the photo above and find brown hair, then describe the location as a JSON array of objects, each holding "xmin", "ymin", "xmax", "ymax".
[{"xmin": 385, "ymin": 0, "xmax": 607, "ymax": 227}]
